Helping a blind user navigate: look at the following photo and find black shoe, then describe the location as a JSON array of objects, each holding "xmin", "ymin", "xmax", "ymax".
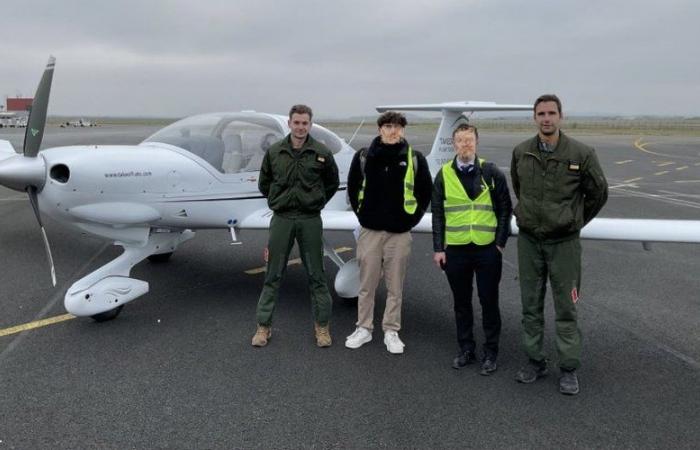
[
  {"xmin": 452, "ymin": 351, "xmax": 476, "ymax": 369},
  {"xmin": 559, "ymin": 369, "xmax": 580, "ymax": 395},
  {"xmin": 515, "ymin": 360, "xmax": 548, "ymax": 383},
  {"xmin": 479, "ymin": 356, "xmax": 498, "ymax": 376}
]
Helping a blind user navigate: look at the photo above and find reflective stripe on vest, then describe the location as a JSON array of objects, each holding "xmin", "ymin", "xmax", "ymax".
[
  {"xmin": 358, "ymin": 145, "xmax": 417, "ymax": 214},
  {"xmin": 442, "ymin": 158, "xmax": 497, "ymax": 246}
]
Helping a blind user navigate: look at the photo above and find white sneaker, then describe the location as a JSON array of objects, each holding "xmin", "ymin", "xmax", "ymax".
[
  {"xmin": 384, "ymin": 330, "xmax": 405, "ymax": 354},
  {"xmin": 345, "ymin": 327, "xmax": 372, "ymax": 349}
]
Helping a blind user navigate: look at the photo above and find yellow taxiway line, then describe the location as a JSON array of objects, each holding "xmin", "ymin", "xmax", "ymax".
[
  {"xmin": 0, "ymin": 314, "xmax": 76, "ymax": 338},
  {"xmin": 1, "ymin": 247, "xmax": 356, "ymax": 338},
  {"xmin": 244, "ymin": 246, "xmax": 353, "ymax": 274}
]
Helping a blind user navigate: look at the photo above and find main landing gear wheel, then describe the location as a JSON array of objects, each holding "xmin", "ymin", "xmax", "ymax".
[
  {"xmin": 147, "ymin": 252, "xmax": 173, "ymax": 263},
  {"xmin": 90, "ymin": 305, "xmax": 124, "ymax": 322}
]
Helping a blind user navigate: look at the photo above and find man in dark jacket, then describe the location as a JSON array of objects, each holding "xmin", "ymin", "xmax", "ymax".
[
  {"xmin": 432, "ymin": 124, "xmax": 512, "ymax": 375},
  {"xmin": 253, "ymin": 104, "xmax": 339, "ymax": 348},
  {"xmin": 511, "ymin": 94, "xmax": 608, "ymax": 395},
  {"xmin": 344, "ymin": 111, "xmax": 432, "ymax": 354}
]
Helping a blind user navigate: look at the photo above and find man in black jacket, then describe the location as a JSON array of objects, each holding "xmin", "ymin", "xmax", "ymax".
[
  {"xmin": 432, "ymin": 124, "xmax": 512, "ymax": 374},
  {"xmin": 345, "ymin": 111, "xmax": 432, "ymax": 354}
]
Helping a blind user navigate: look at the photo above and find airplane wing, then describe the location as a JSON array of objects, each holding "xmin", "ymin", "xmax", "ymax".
[
  {"xmin": 241, "ymin": 208, "xmax": 700, "ymax": 244},
  {"xmin": 238, "ymin": 208, "xmax": 361, "ymax": 231}
]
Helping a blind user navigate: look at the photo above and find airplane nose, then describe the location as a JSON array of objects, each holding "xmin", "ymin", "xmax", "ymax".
[{"xmin": 0, "ymin": 154, "xmax": 47, "ymax": 192}]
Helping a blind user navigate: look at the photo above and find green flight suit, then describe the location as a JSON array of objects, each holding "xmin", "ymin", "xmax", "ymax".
[
  {"xmin": 256, "ymin": 134, "xmax": 339, "ymax": 326},
  {"xmin": 511, "ymin": 132, "xmax": 608, "ymax": 369}
]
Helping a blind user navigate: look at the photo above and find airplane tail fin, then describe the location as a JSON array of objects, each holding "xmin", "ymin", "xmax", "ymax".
[{"xmin": 376, "ymin": 101, "xmax": 531, "ymax": 175}]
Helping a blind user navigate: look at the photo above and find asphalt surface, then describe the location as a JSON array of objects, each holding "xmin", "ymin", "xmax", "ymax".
[{"xmin": 0, "ymin": 125, "xmax": 698, "ymax": 449}]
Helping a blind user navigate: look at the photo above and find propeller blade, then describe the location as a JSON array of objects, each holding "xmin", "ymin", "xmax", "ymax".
[
  {"xmin": 27, "ymin": 186, "xmax": 57, "ymax": 286},
  {"xmin": 23, "ymin": 56, "xmax": 56, "ymax": 158}
]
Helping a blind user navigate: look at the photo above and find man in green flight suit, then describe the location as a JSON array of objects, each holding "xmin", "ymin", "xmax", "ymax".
[
  {"xmin": 511, "ymin": 94, "xmax": 608, "ymax": 395},
  {"xmin": 253, "ymin": 104, "xmax": 339, "ymax": 348}
]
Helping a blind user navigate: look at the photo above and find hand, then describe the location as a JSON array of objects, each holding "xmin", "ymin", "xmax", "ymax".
[{"xmin": 433, "ymin": 252, "xmax": 446, "ymax": 269}]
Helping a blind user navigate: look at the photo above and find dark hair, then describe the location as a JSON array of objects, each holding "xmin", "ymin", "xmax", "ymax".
[
  {"xmin": 452, "ymin": 123, "xmax": 479, "ymax": 140},
  {"xmin": 289, "ymin": 104, "xmax": 313, "ymax": 120},
  {"xmin": 377, "ymin": 111, "xmax": 407, "ymax": 128},
  {"xmin": 534, "ymin": 94, "xmax": 562, "ymax": 115}
]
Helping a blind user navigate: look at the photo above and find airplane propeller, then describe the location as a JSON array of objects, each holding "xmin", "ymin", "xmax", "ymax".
[{"xmin": 0, "ymin": 56, "xmax": 57, "ymax": 286}]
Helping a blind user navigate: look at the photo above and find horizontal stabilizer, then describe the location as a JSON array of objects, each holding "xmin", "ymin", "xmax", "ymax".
[
  {"xmin": 376, "ymin": 101, "xmax": 532, "ymax": 113},
  {"xmin": 376, "ymin": 101, "xmax": 532, "ymax": 176}
]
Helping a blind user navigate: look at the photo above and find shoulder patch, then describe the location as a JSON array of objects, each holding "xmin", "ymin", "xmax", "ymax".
[{"xmin": 317, "ymin": 156, "xmax": 326, "ymax": 163}]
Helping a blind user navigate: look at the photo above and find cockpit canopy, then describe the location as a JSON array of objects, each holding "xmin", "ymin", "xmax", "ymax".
[{"xmin": 143, "ymin": 112, "xmax": 344, "ymax": 174}]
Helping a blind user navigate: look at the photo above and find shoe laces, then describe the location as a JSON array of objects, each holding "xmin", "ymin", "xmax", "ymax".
[
  {"xmin": 386, "ymin": 331, "xmax": 403, "ymax": 346},
  {"xmin": 317, "ymin": 326, "xmax": 330, "ymax": 338}
]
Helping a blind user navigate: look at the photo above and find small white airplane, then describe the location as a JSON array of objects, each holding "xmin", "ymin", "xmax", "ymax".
[
  {"xmin": 60, "ymin": 118, "xmax": 96, "ymax": 128},
  {"xmin": 1, "ymin": 57, "xmax": 699, "ymax": 322}
]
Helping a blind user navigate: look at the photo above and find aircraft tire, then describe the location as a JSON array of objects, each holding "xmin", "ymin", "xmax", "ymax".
[
  {"xmin": 91, "ymin": 305, "xmax": 124, "ymax": 322},
  {"xmin": 147, "ymin": 252, "xmax": 173, "ymax": 263}
]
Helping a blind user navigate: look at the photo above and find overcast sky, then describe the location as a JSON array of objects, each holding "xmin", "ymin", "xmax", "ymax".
[{"xmin": 1, "ymin": 0, "xmax": 698, "ymax": 118}]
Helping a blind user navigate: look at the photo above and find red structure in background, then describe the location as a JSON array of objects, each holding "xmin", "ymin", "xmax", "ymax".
[{"xmin": 6, "ymin": 98, "xmax": 33, "ymax": 112}]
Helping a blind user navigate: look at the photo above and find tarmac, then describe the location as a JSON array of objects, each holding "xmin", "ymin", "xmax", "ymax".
[{"xmin": 0, "ymin": 124, "xmax": 698, "ymax": 449}]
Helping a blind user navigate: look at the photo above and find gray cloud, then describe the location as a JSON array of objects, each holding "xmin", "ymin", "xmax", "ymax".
[{"xmin": 1, "ymin": 0, "xmax": 698, "ymax": 117}]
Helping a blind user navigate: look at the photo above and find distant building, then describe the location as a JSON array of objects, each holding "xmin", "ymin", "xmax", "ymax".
[
  {"xmin": 6, "ymin": 97, "xmax": 33, "ymax": 116},
  {"xmin": 0, "ymin": 97, "xmax": 32, "ymax": 128}
]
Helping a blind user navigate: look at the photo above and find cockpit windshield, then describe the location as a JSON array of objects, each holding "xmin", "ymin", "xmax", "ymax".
[{"xmin": 143, "ymin": 112, "xmax": 344, "ymax": 174}]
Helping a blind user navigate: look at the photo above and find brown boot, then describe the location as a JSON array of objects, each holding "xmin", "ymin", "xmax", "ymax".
[
  {"xmin": 251, "ymin": 325, "xmax": 271, "ymax": 347},
  {"xmin": 314, "ymin": 323, "xmax": 332, "ymax": 348}
]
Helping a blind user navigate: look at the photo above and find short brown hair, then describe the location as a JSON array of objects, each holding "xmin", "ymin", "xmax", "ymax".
[
  {"xmin": 534, "ymin": 94, "xmax": 562, "ymax": 115},
  {"xmin": 377, "ymin": 111, "xmax": 407, "ymax": 128},
  {"xmin": 452, "ymin": 123, "xmax": 479, "ymax": 140},
  {"xmin": 289, "ymin": 104, "xmax": 313, "ymax": 120}
]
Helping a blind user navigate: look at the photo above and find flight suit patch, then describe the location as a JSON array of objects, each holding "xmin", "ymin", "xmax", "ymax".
[
  {"xmin": 316, "ymin": 156, "xmax": 325, "ymax": 163},
  {"xmin": 568, "ymin": 160, "xmax": 580, "ymax": 171}
]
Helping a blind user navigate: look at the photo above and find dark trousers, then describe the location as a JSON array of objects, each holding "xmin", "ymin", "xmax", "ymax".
[
  {"xmin": 256, "ymin": 214, "xmax": 332, "ymax": 327},
  {"xmin": 444, "ymin": 244, "xmax": 502, "ymax": 357}
]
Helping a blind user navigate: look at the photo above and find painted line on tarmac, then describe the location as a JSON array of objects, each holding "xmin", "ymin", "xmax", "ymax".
[
  {"xmin": 0, "ymin": 314, "xmax": 75, "ymax": 337},
  {"xmin": 623, "ymin": 177, "xmax": 643, "ymax": 183},
  {"xmin": 0, "ymin": 196, "xmax": 26, "ymax": 202},
  {"xmin": 658, "ymin": 190, "xmax": 700, "ymax": 199},
  {"xmin": 0, "ymin": 243, "xmax": 110, "ymax": 360},
  {"xmin": 245, "ymin": 247, "xmax": 353, "ymax": 274},
  {"xmin": 657, "ymin": 161, "xmax": 675, "ymax": 167},
  {"xmin": 610, "ymin": 185, "xmax": 700, "ymax": 209},
  {"xmin": 654, "ymin": 171, "xmax": 669, "ymax": 176},
  {"xmin": 608, "ymin": 183, "xmax": 638, "ymax": 189},
  {"xmin": 675, "ymin": 166, "xmax": 689, "ymax": 171},
  {"xmin": 615, "ymin": 160, "xmax": 634, "ymax": 165},
  {"xmin": 695, "ymin": 162, "xmax": 700, "ymax": 166},
  {"xmin": 633, "ymin": 138, "xmax": 677, "ymax": 158},
  {"xmin": 674, "ymin": 180, "xmax": 700, "ymax": 183}
]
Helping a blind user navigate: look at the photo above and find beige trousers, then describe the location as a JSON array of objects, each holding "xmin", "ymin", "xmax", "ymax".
[{"xmin": 356, "ymin": 227, "xmax": 412, "ymax": 332}]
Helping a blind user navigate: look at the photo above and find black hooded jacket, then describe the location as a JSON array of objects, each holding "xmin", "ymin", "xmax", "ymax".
[{"xmin": 347, "ymin": 136, "xmax": 432, "ymax": 233}]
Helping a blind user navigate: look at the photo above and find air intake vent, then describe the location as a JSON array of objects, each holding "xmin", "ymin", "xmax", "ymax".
[{"xmin": 50, "ymin": 164, "xmax": 70, "ymax": 183}]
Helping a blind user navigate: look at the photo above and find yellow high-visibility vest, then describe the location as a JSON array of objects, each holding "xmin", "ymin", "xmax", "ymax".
[
  {"xmin": 442, "ymin": 158, "xmax": 497, "ymax": 245},
  {"xmin": 358, "ymin": 145, "xmax": 417, "ymax": 214}
]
